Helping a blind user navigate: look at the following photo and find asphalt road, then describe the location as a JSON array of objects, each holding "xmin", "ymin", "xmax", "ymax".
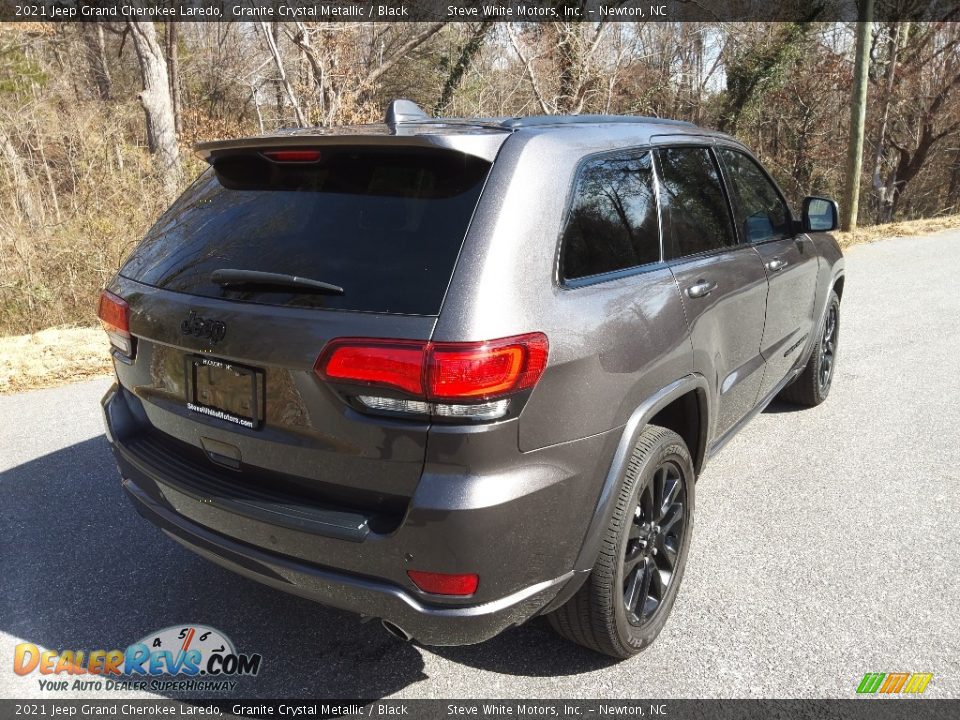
[{"xmin": 2, "ymin": 231, "xmax": 959, "ymax": 701}]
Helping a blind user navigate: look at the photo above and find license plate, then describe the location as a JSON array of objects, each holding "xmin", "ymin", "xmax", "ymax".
[{"xmin": 186, "ymin": 355, "xmax": 263, "ymax": 429}]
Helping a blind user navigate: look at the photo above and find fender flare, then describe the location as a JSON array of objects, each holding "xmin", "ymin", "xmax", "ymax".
[
  {"xmin": 574, "ymin": 373, "xmax": 709, "ymax": 571},
  {"xmin": 797, "ymin": 269, "xmax": 845, "ymax": 371},
  {"xmin": 539, "ymin": 374, "xmax": 710, "ymax": 614}
]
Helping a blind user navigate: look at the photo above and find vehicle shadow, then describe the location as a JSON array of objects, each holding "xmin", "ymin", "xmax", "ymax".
[
  {"xmin": 761, "ymin": 398, "xmax": 803, "ymax": 414},
  {"xmin": 429, "ymin": 621, "xmax": 619, "ymax": 676},
  {"xmin": 0, "ymin": 436, "xmax": 424, "ymax": 699},
  {"xmin": 0, "ymin": 436, "xmax": 607, "ymax": 700}
]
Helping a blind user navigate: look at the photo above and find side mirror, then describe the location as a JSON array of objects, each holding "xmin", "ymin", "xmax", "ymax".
[{"xmin": 802, "ymin": 196, "xmax": 839, "ymax": 232}]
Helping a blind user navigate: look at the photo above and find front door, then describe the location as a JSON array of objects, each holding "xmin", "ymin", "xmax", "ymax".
[{"xmin": 715, "ymin": 146, "xmax": 820, "ymax": 400}]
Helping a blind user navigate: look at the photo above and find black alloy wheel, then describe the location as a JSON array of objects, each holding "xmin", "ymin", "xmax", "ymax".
[
  {"xmin": 623, "ymin": 461, "xmax": 687, "ymax": 626},
  {"xmin": 819, "ymin": 304, "xmax": 838, "ymax": 390}
]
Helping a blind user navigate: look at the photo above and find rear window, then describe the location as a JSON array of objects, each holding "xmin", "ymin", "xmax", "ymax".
[{"xmin": 119, "ymin": 147, "xmax": 491, "ymax": 315}]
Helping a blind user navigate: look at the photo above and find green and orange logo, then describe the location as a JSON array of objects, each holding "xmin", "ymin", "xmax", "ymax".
[{"xmin": 856, "ymin": 672, "xmax": 933, "ymax": 694}]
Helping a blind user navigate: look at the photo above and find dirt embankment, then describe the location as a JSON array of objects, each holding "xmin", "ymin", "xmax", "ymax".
[{"xmin": 0, "ymin": 326, "xmax": 111, "ymax": 394}]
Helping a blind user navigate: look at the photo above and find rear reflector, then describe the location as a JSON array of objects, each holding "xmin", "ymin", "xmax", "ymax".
[
  {"xmin": 316, "ymin": 333, "xmax": 548, "ymax": 403},
  {"xmin": 97, "ymin": 290, "xmax": 132, "ymax": 356},
  {"xmin": 407, "ymin": 570, "xmax": 479, "ymax": 596},
  {"xmin": 262, "ymin": 149, "xmax": 321, "ymax": 163}
]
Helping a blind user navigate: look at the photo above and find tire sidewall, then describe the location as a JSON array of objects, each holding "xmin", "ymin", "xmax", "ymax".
[
  {"xmin": 613, "ymin": 435, "xmax": 696, "ymax": 652},
  {"xmin": 821, "ymin": 294, "xmax": 840, "ymax": 396},
  {"xmin": 812, "ymin": 292, "xmax": 841, "ymax": 402}
]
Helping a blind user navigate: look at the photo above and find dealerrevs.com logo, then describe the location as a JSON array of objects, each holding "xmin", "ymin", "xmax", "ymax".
[{"xmin": 13, "ymin": 625, "xmax": 262, "ymax": 693}]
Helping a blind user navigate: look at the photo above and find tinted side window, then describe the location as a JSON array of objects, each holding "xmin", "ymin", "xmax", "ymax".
[
  {"xmin": 718, "ymin": 148, "xmax": 792, "ymax": 243},
  {"xmin": 657, "ymin": 147, "xmax": 735, "ymax": 260},
  {"xmin": 561, "ymin": 153, "xmax": 660, "ymax": 280}
]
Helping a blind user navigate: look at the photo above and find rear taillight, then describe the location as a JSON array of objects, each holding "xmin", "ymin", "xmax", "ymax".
[
  {"xmin": 315, "ymin": 332, "xmax": 549, "ymax": 421},
  {"xmin": 97, "ymin": 290, "xmax": 133, "ymax": 357},
  {"xmin": 428, "ymin": 336, "xmax": 548, "ymax": 400},
  {"xmin": 321, "ymin": 340, "xmax": 426, "ymax": 396}
]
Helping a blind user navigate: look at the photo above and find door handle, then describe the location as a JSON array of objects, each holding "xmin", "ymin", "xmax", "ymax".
[
  {"xmin": 686, "ymin": 279, "xmax": 717, "ymax": 299},
  {"xmin": 766, "ymin": 258, "xmax": 788, "ymax": 272}
]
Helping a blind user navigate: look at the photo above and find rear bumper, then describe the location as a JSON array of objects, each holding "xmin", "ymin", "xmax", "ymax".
[
  {"xmin": 122, "ymin": 477, "xmax": 571, "ymax": 645},
  {"xmin": 103, "ymin": 384, "xmax": 614, "ymax": 645}
]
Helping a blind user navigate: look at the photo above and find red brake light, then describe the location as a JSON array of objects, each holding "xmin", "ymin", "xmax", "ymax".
[
  {"xmin": 428, "ymin": 335, "xmax": 549, "ymax": 400},
  {"xmin": 315, "ymin": 333, "xmax": 549, "ymax": 402},
  {"xmin": 97, "ymin": 290, "xmax": 129, "ymax": 336},
  {"xmin": 318, "ymin": 339, "xmax": 426, "ymax": 396},
  {"xmin": 407, "ymin": 570, "xmax": 479, "ymax": 596},
  {"xmin": 262, "ymin": 149, "xmax": 321, "ymax": 163}
]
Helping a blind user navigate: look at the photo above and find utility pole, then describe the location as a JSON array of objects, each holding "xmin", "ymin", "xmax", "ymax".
[{"xmin": 842, "ymin": 0, "xmax": 875, "ymax": 232}]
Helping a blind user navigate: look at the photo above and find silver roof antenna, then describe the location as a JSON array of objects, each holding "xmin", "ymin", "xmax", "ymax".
[{"xmin": 385, "ymin": 99, "xmax": 429, "ymax": 128}]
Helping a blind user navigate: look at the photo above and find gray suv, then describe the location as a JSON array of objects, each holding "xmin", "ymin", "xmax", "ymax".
[{"xmin": 99, "ymin": 101, "xmax": 844, "ymax": 658}]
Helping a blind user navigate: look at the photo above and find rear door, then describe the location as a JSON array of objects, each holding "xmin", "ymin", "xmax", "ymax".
[
  {"xmin": 111, "ymin": 145, "xmax": 493, "ymax": 515},
  {"xmin": 655, "ymin": 144, "xmax": 770, "ymax": 440},
  {"xmin": 715, "ymin": 146, "xmax": 819, "ymax": 400}
]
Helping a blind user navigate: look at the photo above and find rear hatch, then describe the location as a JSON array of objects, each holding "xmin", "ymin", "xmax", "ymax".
[{"xmin": 107, "ymin": 137, "xmax": 500, "ymax": 531}]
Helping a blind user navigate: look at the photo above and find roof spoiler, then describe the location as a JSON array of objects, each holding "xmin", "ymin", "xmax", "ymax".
[
  {"xmin": 194, "ymin": 100, "xmax": 508, "ymax": 163},
  {"xmin": 385, "ymin": 99, "xmax": 430, "ymax": 128}
]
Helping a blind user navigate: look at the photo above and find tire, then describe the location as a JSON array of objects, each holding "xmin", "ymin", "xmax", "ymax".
[
  {"xmin": 779, "ymin": 290, "xmax": 840, "ymax": 407},
  {"xmin": 547, "ymin": 425, "xmax": 695, "ymax": 659}
]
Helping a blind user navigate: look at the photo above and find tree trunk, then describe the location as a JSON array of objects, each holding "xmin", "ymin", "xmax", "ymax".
[
  {"xmin": 259, "ymin": 20, "xmax": 307, "ymax": 127},
  {"xmin": 127, "ymin": 20, "xmax": 182, "ymax": 199},
  {"xmin": 0, "ymin": 127, "xmax": 41, "ymax": 225},
  {"xmin": 871, "ymin": 23, "xmax": 901, "ymax": 224},
  {"xmin": 718, "ymin": 22, "xmax": 814, "ymax": 134},
  {"xmin": 842, "ymin": 5, "xmax": 874, "ymax": 232},
  {"xmin": 947, "ymin": 145, "xmax": 960, "ymax": 213},
  {"xmin": 165, "ymin": 21, "xmax": 182, "ymax": 135},
  {"xmin": 436, "ymin": 22, "xmax": 493, "ymax": 114},
  {"xmin": 81, "ymin": 22, "xmax": 112, "ymax": 101}
]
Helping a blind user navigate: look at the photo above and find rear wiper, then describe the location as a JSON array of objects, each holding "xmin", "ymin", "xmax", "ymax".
[{"xmin": 211, "ymin": 269, "xmax": 344, "ymax": 296}]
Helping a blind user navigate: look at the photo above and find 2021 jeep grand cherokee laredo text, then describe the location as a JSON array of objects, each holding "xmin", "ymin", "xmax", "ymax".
[{"xmin": 100, "ymin": 100, "xmax": 844, "ymax": 658}]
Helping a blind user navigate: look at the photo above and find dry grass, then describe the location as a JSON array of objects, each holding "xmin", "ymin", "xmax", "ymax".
[
  {"xmin": 834, "ymin": 214, "xmax": 960, "ymax": 249},
  {"xmin": 0, "ymin": 326, "xmax": 111, "ymax": 394}
]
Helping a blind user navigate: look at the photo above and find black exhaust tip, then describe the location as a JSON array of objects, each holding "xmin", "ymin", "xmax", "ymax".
[{"xmin": 381, "ymin": 619, "xmax": 412, "ymax": 642}]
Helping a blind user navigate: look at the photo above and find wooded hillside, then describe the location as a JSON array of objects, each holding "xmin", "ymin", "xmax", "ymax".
[{"xmin": 2, "ymin": 20, "xmax": 959, "ymax": 334}]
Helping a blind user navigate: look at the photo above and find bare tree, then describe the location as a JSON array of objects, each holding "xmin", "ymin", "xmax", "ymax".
[
  {"xmin": 436, "ymin": 22, "xmax": 494, "ymax": 113},
  {"xmin": 258, "ymin": 21, "xmax": 307, "ymax": 127},
  {"xmin": 506, "ymin": 22, "xmax": 609, "ymax": 115},
  {"xmin": 287, "ymin": 22, "xmax": 443, "ymax": 126},
  {"xmin": 0, "ymin": 124, "xmax": 40, "ymax": 225},
  {"xmin": 80, "ymin": 22, "xmax": 112, "ymax": 101},
  {"xmin": 876, "ymin": 21, "xmax": 960, "ymax": 217},
  {"xmin": 717, "ymin": 22, "xmax": 815, "ymax": 133},
  {"xmin": 870, "ymin": 22, "xmax": 905, "ymax": 222},
  {"xmin": 165, "ymin": 21, "xmax": 182, "ymax": 135},
  {"xmin": 127, "ymin": 19, "xmax": 182, "ymax": 198}
]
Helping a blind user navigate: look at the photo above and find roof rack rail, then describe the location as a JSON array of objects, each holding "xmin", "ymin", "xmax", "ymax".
[{"xmin": 499, "ymin": 115, "xmax": 696, "ymax": 129}]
